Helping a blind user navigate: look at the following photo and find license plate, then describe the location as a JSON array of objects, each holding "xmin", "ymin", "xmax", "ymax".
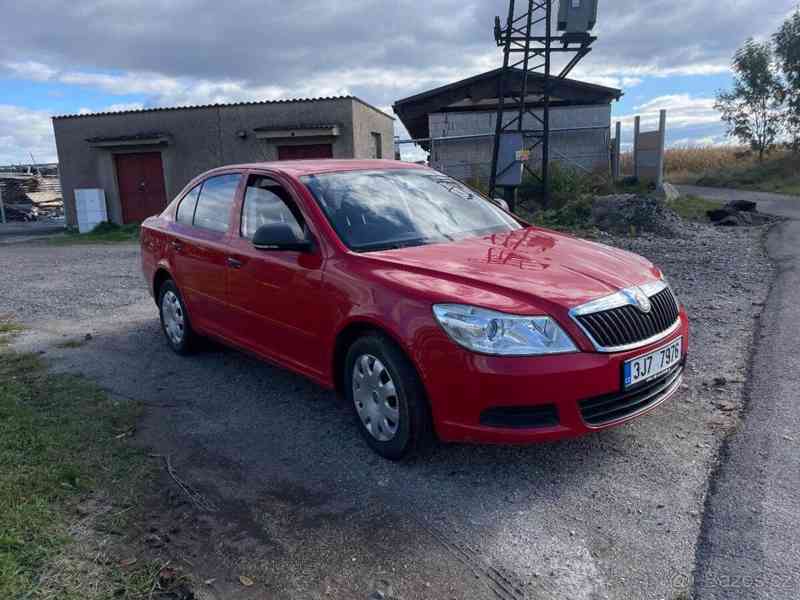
[{"xmin": 624, "ymin": 337, "xmax": 683, "ymax": 389}]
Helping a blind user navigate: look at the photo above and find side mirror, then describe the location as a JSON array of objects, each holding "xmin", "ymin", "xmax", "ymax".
[
  {"xmin": 491, "ymin": 197, "xmax": 510, "ymax": 211},
  {"xmin": 252, "ymin": 223, "xmax": 312, "ymax": 252}
]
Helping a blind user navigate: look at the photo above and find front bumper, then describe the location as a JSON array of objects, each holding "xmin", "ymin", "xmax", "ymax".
[{"xmin": 421, "ymin": 308, "xmax": 689, "ymax": 444}]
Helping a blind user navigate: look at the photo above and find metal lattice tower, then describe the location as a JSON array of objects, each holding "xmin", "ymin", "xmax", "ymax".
[{"xmin": 488, "ymin": 0, "xmax": 596, "ymax": 210}]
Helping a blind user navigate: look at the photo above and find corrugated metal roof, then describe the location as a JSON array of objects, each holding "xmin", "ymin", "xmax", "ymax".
[{"xmin": 53, "ymin": 96, "xmax": 394, "ymax": 120}]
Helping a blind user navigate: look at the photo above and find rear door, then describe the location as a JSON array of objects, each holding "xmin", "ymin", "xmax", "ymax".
[
  {"xmin": 169, "ymin": 173, "xmax": 242, "ymax": 337},
  {"xmin": 224, "ymin": 173, "xmax": 328, "ymax": 378}
]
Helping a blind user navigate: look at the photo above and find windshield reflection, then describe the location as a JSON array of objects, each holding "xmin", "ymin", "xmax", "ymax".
[{"xmin": 301, "ymin": 169, "xmax": 522, "ymax": 252}]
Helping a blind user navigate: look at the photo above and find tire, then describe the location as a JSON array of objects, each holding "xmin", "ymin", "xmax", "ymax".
[
  {"xmin": 344, "ymin": 334, "xmax": 433, "ymax": 460},
  {"xmin": 157, "ymin": 279, "xmax": 197, "ymax": 355}
]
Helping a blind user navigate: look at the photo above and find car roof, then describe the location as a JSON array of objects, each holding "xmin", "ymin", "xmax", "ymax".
[{"xmin": 206, "ymin": 159, "xmax": 428, "ymax": 178}]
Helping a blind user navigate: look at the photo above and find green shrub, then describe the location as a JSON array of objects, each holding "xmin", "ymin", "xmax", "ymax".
[
  {"xmin": 530, "ymin": 196, "xmax": 594, "ymax": 231},
  {"xmin": 517, "ymin": 162, "xmax": 612, "ymax": 210}
]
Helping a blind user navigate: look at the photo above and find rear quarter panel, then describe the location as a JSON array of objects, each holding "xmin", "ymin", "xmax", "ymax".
[{"xmin": 140, "ymin": 217, "xmax": 174, "ymax": 299}]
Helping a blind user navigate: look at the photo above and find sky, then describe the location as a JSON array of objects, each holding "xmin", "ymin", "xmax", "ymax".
[{"xmin": 0, "ymin": 0, "xmax": 797, "ymax": 165}]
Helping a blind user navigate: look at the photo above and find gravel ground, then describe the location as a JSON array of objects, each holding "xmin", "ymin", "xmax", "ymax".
[{"xmin": 0, "ymin": 221, "xmax": 773, "ymax": 600}]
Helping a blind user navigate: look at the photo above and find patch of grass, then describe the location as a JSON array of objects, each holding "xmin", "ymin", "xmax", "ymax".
[
  {"xmin": 669, "ymin": 195, "xmax": 725, "ymax": 222},
  {"xmin": 51, "ymin": 223, "xmax": 140, "ymax": 245},
  {"xmin": 0, "ymin": 337, "xmax": 155, "ymax": 598},
  {"xmin": 0, "ymin": 320, "xmax": 23, "ymax": 348}
]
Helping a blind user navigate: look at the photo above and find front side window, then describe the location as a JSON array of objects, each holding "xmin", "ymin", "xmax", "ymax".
[
  {"xmin": 241, "ymin": 176, "xmax": 305, "ymax": 240},
  {"xmin": 301, "ymin": 169, "xmax": 522, "ymax": 252},
  {"xmin": 193, "ymin": 174, "xmax": 241, "ymax": 233},
  {"xmin": 176, "ymin": 184, "xmax": 201, "ymax": 225}
]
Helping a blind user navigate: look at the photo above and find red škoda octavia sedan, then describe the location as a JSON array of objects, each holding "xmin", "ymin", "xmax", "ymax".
[{"xmin": 141, "ymin": 160, "xmax": 688, "ymax": 460}]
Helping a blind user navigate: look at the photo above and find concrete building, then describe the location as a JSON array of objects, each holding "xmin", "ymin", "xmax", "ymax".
[
  {"xmin": 393, "ymin": 69, "xmax": 622, "ymax": 185},
  {"xmin": 52, "ymin": 96, "xmax": 394, "ymax": 227}
]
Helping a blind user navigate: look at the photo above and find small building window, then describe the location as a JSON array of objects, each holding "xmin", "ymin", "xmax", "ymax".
[{"xmin": 371, "ymin": 132, "xmax": 383, "ymax": 159}]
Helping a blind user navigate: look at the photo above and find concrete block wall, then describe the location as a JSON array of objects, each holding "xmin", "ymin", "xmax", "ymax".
[
  {"xmin": 428, "ymin": 105, "xmax": 611, "ymax": 185},
  {"xmin": 53, "ymin": 98, "xmax": 394, "ymax": 227}
]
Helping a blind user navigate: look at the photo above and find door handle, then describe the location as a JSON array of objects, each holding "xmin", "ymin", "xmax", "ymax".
[
  {"xmin": 171, "ymin": 240, "xmax": 183, "ymax": 252},
  {"xmin": 226, "ymin": 257, "xmax": 244, "ymax": 269}
]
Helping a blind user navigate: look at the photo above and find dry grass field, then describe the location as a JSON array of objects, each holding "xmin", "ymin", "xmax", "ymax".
[{"xmin": 661, "ymin": 146, "xmax": 800, "ymax": 195}]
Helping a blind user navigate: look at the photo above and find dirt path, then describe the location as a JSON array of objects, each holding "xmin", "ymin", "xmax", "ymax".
[{"xmin": 0, "ymin": 219, "xmax": 773, "ymax": 599}]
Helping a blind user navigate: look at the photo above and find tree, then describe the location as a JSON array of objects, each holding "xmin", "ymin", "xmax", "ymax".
[
  {"xmin": 774, "ymin": 9, "xmax": 800, "ymax": 152},
  {"xmin": 715, "ymin": 38, "xmax": 783, "ymax": 161}
]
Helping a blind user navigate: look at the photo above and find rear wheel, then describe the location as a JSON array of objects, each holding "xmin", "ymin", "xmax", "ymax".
[
  {"xmin": 344, "ymin": 334, "xmax": 432, "ymax": 460},
  {"xmin": 158, "ymin": 280, "xmax": 196, "ymax": 354}
]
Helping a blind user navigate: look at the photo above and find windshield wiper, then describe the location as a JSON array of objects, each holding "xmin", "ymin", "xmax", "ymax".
[{"xmin": 353, "ymin": 238, "xmax": 430, "ymax": 253}]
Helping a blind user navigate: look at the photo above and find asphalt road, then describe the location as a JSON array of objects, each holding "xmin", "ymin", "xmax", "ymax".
[
  {"xmin": 681, "ymin": 186, "xmax": 800, "ymax": 599},
  {"xmin": 0, "ymin": 208, "xmax": 778, "ymax": 600}
]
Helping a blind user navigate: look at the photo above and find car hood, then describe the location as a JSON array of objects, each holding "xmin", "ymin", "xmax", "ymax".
[{"xmin": 366, "ymin": 227, "xmax": 662, "ymax": 313}]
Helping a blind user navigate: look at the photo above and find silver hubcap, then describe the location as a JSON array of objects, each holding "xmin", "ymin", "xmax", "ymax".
[
  {"xmin": 352, "ymin": 354, "xmax": 400, "ymax": 442},
  {"xmin": 161, "ymin": 290, "xmax": 185, "ymax": 345}
]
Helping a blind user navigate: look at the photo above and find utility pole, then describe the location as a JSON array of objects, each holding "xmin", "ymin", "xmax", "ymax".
[
  {"xmin": 489, "ymin": 0, "xmax": 598, "ymax": 210},
  {"xmin": 0, "ymin": 189, "xmax": 5, "ymax": 224}
]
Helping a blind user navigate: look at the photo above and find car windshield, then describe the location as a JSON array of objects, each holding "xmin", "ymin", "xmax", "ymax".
[{"xmin": 301, "ymin": 169, "xmax": 523, "ymax": 252}]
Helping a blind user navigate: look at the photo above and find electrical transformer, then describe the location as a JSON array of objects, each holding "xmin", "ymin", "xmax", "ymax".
[{"xmin": 557, "ymin": 0, "xmax": 598, "ymax": 33}]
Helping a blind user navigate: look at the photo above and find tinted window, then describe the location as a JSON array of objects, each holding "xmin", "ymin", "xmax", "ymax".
[
  {"xmin": 193, "ymin": 174, "xmax": 240, "ymax": 233},
  {"xmin": 241, "ymin": 176, "xmax": 304, "ymax": 240},
  {"xmin": 176, "ymin": 184, "xmax": 201, "ymax": 225},
  {"xmin": 301, "ymin": 169, "xmax": 521, "ymax": 252}
]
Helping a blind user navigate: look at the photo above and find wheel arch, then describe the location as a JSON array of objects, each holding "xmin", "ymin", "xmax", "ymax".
[
  {"xmin": 153, "ymin": 267, "xmax": 174, "ymax": 303},
  {"xmin": 332, "ymin": 319, "xmax": 420, "ymax": 399}
]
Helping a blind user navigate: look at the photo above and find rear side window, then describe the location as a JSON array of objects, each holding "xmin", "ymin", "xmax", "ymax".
[
  {"xmin": 193, "ymin": 174, "xmax": 241, "ymax": 233},
  {"xmin": 176, "ymin": 184, "xmax": 201, "ymax": 225},
  {"xmin": 241, "ymin": 176, "xmax": 305, "ymax": 240}
]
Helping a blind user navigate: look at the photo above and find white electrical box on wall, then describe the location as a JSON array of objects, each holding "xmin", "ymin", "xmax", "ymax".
[{"xmin": 75, "ymin": 188, "xmax": 108, "ymax": 233}]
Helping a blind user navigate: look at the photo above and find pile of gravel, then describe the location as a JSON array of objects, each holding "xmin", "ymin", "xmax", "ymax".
[{"xmin": 591, "ymin": 193, "xmax": 684, "ymax": 236}]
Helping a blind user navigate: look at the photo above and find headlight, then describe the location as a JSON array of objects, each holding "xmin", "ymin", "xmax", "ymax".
[{"xmin": 432, "ymin": 304, "xmax": 578, "ymax": 356}]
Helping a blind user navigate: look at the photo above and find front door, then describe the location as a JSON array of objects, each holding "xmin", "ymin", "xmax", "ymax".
[
  {"xmin": 277, "ymin": 144, "xmax": 333, "ymax": 160},
  {"xmin": 225, "ymin": 174, "xmax": 327, "ymax": 378},
  {"xmin": 116, "ymin": 152, "xmax": 167, "ymax": 223}
]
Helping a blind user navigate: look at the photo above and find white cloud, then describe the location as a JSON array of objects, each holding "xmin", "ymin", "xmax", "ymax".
[
  {"xmin": 104, "ymin": 102, "xmax": 146, "ymax": 113},
  {"xmin": 668, "ymin": 135, "xmax": 735, "ymax": 148},
  {"xmin": 615, "ymin": 94, "xmax": 721, "ymax": 130},
  {"xmin": 0, "ymin": 105, "xmax": 56, "ymax": 165},
  {"xmin": 3, "ymin": 60, "xmax": 58, "ymax": 82}
]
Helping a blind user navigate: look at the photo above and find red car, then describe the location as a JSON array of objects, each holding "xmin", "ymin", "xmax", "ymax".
[{"xmin": 141, "ymin": 159, "xmax": 688, "ymax": 460}]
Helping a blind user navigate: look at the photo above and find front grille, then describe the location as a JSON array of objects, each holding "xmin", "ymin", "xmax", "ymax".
[
  {"xmin": 576, "ymin": 287, "xmax": 679, "ymax": 349},
  {"xmin": 579, "ymin": 362, "xmax": 684, "ymax": 425},
  {"xmin": 480, "ymin": 405, "xmax": 560, "ymax": 429}
]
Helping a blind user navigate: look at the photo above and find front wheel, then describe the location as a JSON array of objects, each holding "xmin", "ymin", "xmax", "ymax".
[
  {"xmin": 158, "ymin": 280, "xmax": 196, "ymax": 355},
  {"xmin": 344, "ymin": 334, "xmax": 433, "ymax": 460}
]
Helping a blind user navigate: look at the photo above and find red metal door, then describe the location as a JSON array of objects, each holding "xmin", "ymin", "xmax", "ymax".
[
  {"xmin": 277, "ymin": 144, "xmax": 333, "ymax": 160},
  {"xmin": 116, "ymin": 152, "xmax": 167, "ymax": 223}
]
